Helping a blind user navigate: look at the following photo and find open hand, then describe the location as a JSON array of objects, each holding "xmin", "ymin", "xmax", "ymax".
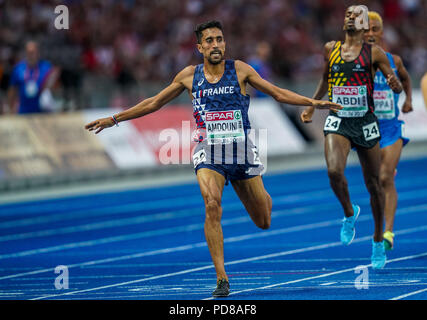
[{"xmin": 84, "ymin": 117, "xmax": 115, "ymax": 134}]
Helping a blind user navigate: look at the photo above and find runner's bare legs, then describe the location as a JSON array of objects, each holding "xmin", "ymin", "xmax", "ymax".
[
  {"xmin": 197, "ymin": 169, "xmax": 272, "ymax": 282},
  {"xmin": 379, "ymin": 139, "xmax": 403, "ymax": 232},
  {"xmin": 356, "ymin": 142, "xmax": 385, "ymax": 242},
  {"xmin": 324, "ymin": 134, "xmax": 354, "ymax": 217},
  {"xmin": 197, "ymin": 168, "xmax": 227, "ymax": 281},
  {"xmin": 231, "ymin": 176, "xmax": 272, "ymax": 230}
]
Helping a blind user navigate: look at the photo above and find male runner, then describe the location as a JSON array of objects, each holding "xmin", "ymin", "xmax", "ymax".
[
  {"xmin": 85, "ymin": 20, "xmax": 341, "ymax": 297},
  {"xmin": 300, "ymin": 6, "xmax": 402, "ymax": 269},
  {"xmin": 364, "ymin": 11, "xmax": 413, "ymax": 250}
]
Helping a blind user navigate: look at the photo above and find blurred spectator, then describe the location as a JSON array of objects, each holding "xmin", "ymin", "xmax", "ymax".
[
  {"xmin": 7, "ymin": 41, "xmax": 60, "ymax": 114},
  {"xmin": 248, "ymin": 41, "xmax": 273, "ymax": 98},
  {"xmin": 0, "ymin": 0, "xmax": 425, "ymax": 109}
]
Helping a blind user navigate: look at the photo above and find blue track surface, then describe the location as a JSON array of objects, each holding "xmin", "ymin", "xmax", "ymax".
[{"xmin": 0, "ymin": 157, "xmax": 426, "ymax": 300}]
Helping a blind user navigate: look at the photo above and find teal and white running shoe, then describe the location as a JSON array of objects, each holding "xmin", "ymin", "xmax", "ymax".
[
  {"xmin": 340, "ymin": 204, "xmax": 360, "ymax": 245},
  {"xmin": 371, "ymin": 240, "xmax": 386, "ymax": 269}
]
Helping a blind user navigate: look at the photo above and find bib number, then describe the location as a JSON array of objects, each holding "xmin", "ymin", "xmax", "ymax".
[
  {"xmin": 324, "ymin": 115, "xmax": 342, "ymax": 132},
  {"xmin": 205, "ymin": 110, "xmax": 245, "ymax": 145},
  {"xmin": 332, "ymin": 85, "xmax": 368, "ymax": 117},
  {"xmin": 374, "ymin": 90, "xmax": 396, "ymax": 120},
  {"xmin": 363, "ymin": 122, "xmax": 380, "ymax": 141},
  {"xmin": 193, "ymin": 149, "xmax": 207, "ymax": 168}
]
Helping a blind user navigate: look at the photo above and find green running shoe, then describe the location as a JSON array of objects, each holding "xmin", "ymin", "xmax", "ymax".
[{"xmin": 383, "ymin": 231, "xmax": 395, "ymax": 251}]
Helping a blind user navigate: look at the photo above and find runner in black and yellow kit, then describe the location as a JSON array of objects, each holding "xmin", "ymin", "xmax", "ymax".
[{"xmin": 301, "ymin": 5, "xmax": 402, "ymax": 269}]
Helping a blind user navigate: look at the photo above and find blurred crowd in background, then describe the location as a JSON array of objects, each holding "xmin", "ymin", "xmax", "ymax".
[{"xmin": 0, "ymin": 0, "xmax": 426, "ymax": 112}]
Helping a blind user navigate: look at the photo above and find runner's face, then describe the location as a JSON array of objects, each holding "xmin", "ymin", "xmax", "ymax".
[
  {"xmin": 343, "ymin": 6, "xmax": 360, "ymax": 32},
  {"xmin": 364, "ymin": 19, "xmax": 383, "ymax": 45},
  {"xmin": 197, "ymin": 28, "xmax": 225, "ymax": 65}
]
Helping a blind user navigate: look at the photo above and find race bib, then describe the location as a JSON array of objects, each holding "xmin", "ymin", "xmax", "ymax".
[
  {"xmin": 205, "ymin": 110, "xmax": 245, "ymax": 145},
  {"xmin": 324, "ymin": 115, "xmax": 342, "ymax": 132},
  {"xmin": 332, "ymin": 85, "xmax": 368, "ymax": 117},
  {"xmin": 362, "ymin": 122, "xmax": 380, "ymax": 141},
  {"xmin": 192, "ymin": 149, "xmax": 207, "ymax": 168},
  {"xmin": 373, "ymin": 90, "xmax": 395, "ymax": 120}
]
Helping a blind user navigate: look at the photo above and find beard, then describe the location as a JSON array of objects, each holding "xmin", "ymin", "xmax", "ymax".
[{"xmin": 207, "ymin": 51, "xmax": 224, "ymax": 65}]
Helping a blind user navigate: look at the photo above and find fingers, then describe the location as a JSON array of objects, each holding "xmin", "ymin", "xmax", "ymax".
[
  {"xmin": 84, "ymin": 121, "xmax": 98, "ymax": 130},
  {"xmin": 402, "ymin": 103, "xmax": 413, "ymax": 113},
  {"xmin": 330, "ymin": 102, "xmax": 343, "ymax": 110},
  {"xmin": 85, "ymin": 119, "xmax": 104, "ymax": 133},
  {"xmin": 386, "ymin": 74, "xmax": 400, "ymax": 90},
  {"xmin": 300, "ymin": 113, "xmax": 312, "ymax": 123},
  {"xmin": 315, "ymin": 102, "xmax": 342, "ymax": 110}
]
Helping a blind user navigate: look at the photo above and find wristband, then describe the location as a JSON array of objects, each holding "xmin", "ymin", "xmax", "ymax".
[{"xmin": 111, "ymin": 115, "xmax": 119, "ymax": 127}]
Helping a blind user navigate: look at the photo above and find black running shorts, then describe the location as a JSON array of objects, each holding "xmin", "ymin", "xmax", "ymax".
[{"xmin": 323, "ymin": 112, "xmax": 381, "ymax": 149}]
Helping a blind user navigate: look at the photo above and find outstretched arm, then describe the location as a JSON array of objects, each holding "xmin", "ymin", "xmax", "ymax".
[
  {"xmin": 372, "ymin": 45, "xmax": 402, "ymax": 94},
  {"xmin": 85, "ymin": 66, "xmax": 193, "ymax": 134},
  {"xmin": 393, "ymin": 54, "xmax": 412, "ymax": 113},
  {"xmin": 235, "ymin": 60, "xmax": 342, "ymax": 112}
]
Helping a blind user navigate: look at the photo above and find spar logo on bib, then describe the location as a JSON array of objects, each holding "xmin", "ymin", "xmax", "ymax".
[
  {"xmin": 333, "ymin": 86, "xmax": 366, "ymax": 96},
  {"xmin": 205, "ymin": 110, "xmax": 241, "ymax": 121}
]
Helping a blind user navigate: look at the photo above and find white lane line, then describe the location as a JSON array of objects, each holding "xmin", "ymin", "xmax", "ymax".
[
  {"xmin": 204, "ymin": 250, "xmax": 427, "ymax": 300},
  {"xmin": 390, "ymin": 287, "xmax": 427, "ymax": 300},
  {"xmin": 29, "ymin": 225, "xmax": 427, "ymax": 300},
  {"xmin": 320, "ymin": 282, "xmax": 337, "ymax": 286}
]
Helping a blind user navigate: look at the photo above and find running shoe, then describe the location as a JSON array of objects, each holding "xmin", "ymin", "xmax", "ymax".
[
  {"xmin": 371, "ymin": 240, "xmax": 386, "ymax": 269},
  {"xmin": 340, "ymin": 204, "xmax": 360, "ymax": 245},
  {"xmin": 212, "ymin": 279, "xmax": 230, "ymax": 297},
  {"xmin": 383, "ymin": 231, "xmax": 395, "ymax": 251}
]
